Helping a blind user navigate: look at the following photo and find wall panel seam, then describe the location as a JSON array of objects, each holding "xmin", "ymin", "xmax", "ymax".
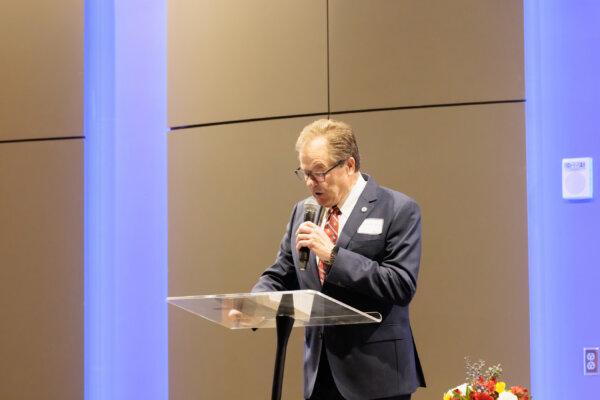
[
  {"xmin": 168, "ymin": 99, "xmax": 525, "ymax": 132},
  {"xmin": 330, "ymin": 99, "xmax": 525, "ymax": 116},
  {"xmin": 326, "ymin": 0, "xmax": 331, "ymax": 117},
  {"xmin": 0, "ymin": 136, "xmax": 85, "ymax": 144}
]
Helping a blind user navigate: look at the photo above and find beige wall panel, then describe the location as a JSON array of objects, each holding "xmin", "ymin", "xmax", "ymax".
[
  {"xmin": 169, "ymin": 105, "xmax": 528, "ymax": 398},
  {"xmin": 168, "ymin": 0, "xmax": 328, "ymax": 127},
  {"xmin": 0, "ymin": 139, "xmax": 83, "ymax": 399},
  {"xmin": 169, "ymin": 116, "xmax": 325, "ymax": 399},
  {"xmin": 329, "ymin": 0, "xmax": 524, "ymax": 112},
  {"xmin": 0, "ymin": 1, "xmax": 83, "ymax": 141},
  {"xmin": 337, "ymin": 102, "xmax": 528, "ymax": 398}
]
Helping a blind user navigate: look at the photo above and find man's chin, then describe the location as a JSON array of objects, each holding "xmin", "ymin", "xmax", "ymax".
[
  {"xmin": 315, "ymin": 197, "xmax": 334, "ymax": 208},
  {"xmin": 312, "ymin": 193, "xmax": 330, "ymax": 207}
]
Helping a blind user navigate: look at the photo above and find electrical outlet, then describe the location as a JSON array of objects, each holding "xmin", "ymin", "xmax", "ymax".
[{"xmin": 584, "ymin": 347, "xmax": 599, "ymax": 375}]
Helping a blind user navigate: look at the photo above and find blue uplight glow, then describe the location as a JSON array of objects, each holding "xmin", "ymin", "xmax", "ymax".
[
  {"xmin": 525, "ymin": 1, "xmax": 600, "ymax": 398},
  {"xmin": 84, "ymin": 0, "xmax": 167, "ymax": 399}
]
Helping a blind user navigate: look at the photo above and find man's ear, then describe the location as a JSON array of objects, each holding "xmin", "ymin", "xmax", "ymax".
[{"xmin": 346, "ymin": 157, "xmax": 356, "ymax": 172}]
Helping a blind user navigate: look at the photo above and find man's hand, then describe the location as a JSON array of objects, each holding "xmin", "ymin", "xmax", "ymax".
[
  {"xmin": 295, "ymin": 221, "xmax": 335, "ymax": 262},
  {"xmin": 227, "ymin": 309, "xmax": 265, "ymax": 329}
]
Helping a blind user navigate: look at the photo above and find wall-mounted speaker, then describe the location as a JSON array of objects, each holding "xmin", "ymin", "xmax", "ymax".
[{"xmin": 562, "ymin": 157, "xmax": 593, "ymax": 200}]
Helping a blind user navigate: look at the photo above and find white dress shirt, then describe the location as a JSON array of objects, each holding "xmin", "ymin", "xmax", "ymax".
[{"xmin": 316, "ymin": 173, "xmax": 367, "ymax": 263}]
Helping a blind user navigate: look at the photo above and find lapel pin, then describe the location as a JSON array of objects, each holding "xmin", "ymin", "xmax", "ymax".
[{"xmin": 361, "ymin": 206, "xmax": 367, "ymax": 212}]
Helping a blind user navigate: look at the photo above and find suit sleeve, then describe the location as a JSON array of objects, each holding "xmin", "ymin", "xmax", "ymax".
[
  {"xmin": 326, "ymin": 198, "xmax": 421, "ymax": 306},
  {"xmin": 251, "ymin": 205, "xmax": 300, "ymax": 292}
]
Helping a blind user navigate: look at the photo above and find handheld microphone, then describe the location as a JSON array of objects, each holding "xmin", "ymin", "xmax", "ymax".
[{"xmin": 298, "ymin": 198, "xmax": 319, "ymax": 270}]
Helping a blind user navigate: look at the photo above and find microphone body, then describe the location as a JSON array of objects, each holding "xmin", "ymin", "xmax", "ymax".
[{"xmin": 298, "ymin": 199, "xmax": 319, "ymax": 270}]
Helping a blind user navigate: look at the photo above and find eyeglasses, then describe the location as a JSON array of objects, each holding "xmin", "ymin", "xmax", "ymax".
[{"xmin": 294, "ymin": 160, "xmax": 345, "ymax": 182}]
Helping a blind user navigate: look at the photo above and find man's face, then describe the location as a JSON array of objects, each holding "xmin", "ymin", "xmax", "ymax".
[{"xmin": 298, "ymin": 137, "xmax": 354, "ymax": 208}]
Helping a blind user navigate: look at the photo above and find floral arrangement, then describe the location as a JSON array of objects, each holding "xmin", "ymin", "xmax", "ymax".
[{"xmin": 443, "ymin": 358, "xmax": 530, "ymax": 400}]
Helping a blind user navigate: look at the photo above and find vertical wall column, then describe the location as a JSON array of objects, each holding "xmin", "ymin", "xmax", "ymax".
[
  {"xmin": 526, "ymin": 1, "xmax": 600, "ymax": 398},
  {"xmin": 85, "ymin": 0, "xmax": 168, "ymax": 399}
]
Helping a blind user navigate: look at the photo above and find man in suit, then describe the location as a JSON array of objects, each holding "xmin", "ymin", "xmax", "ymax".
[{"xmin": 252, "ymin": 119, "xmax": 425, "ymax": 400}]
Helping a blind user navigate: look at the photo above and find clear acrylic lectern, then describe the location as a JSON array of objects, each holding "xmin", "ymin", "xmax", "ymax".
[{"xmin": 167, "ymin": 289, "xmax": 382, "ymax": 400}]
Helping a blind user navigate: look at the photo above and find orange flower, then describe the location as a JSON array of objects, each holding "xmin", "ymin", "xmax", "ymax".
[{"xmin": 510, "ymin": 386, "xmax": 529, "ymax": 400}]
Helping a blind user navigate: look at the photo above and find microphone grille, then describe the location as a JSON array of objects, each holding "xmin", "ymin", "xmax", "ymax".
[{"xmin": 303, "ymin": 197, "xmax": 318, "ymax": 221}]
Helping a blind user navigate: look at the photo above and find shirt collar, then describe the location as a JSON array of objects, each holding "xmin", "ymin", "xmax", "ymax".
[{"xmin": 335, "ymin": 173, "xmax": 367, "ymax": 217}]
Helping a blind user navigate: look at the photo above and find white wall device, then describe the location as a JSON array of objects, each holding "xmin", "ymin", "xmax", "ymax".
[{"xmin": 562, "ymin": 157, "xmax": 593, "ymax": 200}]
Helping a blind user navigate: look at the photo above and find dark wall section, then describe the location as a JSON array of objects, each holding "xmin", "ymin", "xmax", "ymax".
[
  {"xmin": 0, "ymin": 1, "xmax": 83, "ymax": 398},
  {"xmin": 0, "ymin": 140, "xmax": 83, "ymax": 399},
  {"xmin": 0, "ymin": 0, "xmax": 83, "ymax": 141}
]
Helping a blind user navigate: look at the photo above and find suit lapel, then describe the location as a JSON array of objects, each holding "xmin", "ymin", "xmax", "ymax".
[
  {"xmin": 337, "ymin": 175, "xmax": 379, "ymax": 250},
  {"xmin": 299, "ymin": 202, "xmax": 324, "ymax": 289},
  {"xmin": 295, "ymin": 242, "xmax": 322, "ymax": 289}
]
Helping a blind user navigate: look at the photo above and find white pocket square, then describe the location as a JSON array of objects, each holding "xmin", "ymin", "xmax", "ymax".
[{"xmin": 357, "ymin": 218, "xmax": 383, "ymax": 235}]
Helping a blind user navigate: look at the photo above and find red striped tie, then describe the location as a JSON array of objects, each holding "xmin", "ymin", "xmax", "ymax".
[{"xmin": 318, "ymin": 206, "xmax": 341, "ymax": 285}]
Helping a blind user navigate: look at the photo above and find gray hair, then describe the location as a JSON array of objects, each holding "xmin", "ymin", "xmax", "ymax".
[{"xmin": 295, "ymin": 119, "xmax": 361, "ymax": 171}]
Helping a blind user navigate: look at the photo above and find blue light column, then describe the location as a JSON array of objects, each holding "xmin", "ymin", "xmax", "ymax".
[
  {"xmin": 84, "ymin": 0, "xmax": 167, "ymax": 399},
  {"xmin": 526, "ymin": 1, "xmax": 600, "ymax": 398}
]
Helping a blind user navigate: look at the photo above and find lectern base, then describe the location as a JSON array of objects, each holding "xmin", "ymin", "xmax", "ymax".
[{"xmin": 272, "ymin": 314, "xmax": 294, "ymax": 400}]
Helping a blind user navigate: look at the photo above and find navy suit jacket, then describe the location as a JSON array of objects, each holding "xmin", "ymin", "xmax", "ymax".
[{"xmin": 252, "ymin": 174, "xmax": 426, "ymax": 399}]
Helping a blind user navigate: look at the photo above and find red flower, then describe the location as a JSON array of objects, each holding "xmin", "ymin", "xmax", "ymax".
[
  {"xmin": 472, "ymin": 376, "xmax": 496, "ymax": 396},
  {"xmin": 484, "ymin": 379, "xmax": 497, "ymax": 393},
  {"xmin": 510, "ymin": 386, "xmax": 529, "ymax": 400},
  {"xmin": 471, "ymin": 393, "xmax": 494, "ymax": 400}
]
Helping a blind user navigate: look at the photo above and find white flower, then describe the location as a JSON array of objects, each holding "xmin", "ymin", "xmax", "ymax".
[{"xmin": 498, "ymin": 392, "xmax": 518, "ymax": 400}]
